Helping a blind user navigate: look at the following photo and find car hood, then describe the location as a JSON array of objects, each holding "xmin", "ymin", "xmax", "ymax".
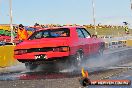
[{"xmin": 15, "ymin": 38, "xmax": 69, "ymax": 50}]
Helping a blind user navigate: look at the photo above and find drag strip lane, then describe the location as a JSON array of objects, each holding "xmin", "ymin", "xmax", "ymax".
[{"xmin": 0, "ymin": 47, "xmax": 131, "ymax": 88}]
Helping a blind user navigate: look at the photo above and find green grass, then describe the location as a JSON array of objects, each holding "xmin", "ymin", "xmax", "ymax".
[{"xmin": 85, "ymin": 27, "xmax": 132, "ymax": 37}]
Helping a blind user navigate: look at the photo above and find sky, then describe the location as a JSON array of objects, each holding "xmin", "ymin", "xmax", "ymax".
[{"xmin": 0, "ymin": 0, "xmax": 132, "ymax": 26}]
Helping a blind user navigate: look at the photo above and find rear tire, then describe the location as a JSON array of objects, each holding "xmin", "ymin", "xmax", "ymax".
[
  {"xmin": 74, "ymin": 51, "xmax": 84, "ymax": 67},
  {"xmin": 62, "ymin": 51, "xmax": 84, "ymax": 70},
  {"xmin": 25, "ymin": 62, "xmax": 38, "ymax": 70},
  {"xmin": 98, "ymin": 48, "xmax": 104, "ymax": 56}
]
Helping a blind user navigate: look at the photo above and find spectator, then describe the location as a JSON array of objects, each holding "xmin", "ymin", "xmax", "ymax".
[
  {"xmin": 17, "ymin": 24, "xmax": 28, "ymax": 41},
  {"xmin": 34, "ymin": 23, "xmax": 40, "ymax": 28}
]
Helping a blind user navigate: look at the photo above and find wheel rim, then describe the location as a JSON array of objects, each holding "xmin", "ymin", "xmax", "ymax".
[
  {"xmin": 76, "ymin": 52, "xmax": 83, "ymax": 66},
  {"xmin": 99, "ymin": 49, "xmax": 103, "ymax": 56}
]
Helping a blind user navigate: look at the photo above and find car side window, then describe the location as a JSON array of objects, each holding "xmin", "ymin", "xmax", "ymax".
[
  {"xmin": 80, "ymin": 28, "xmax": 91, "ymax": 38},
  {"xmin": 76, "ymin": 28, "xmax": 85, "ymax": 38}
]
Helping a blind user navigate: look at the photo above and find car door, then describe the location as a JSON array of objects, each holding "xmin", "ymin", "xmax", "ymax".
[
  {"xmin": 81, "ymin": 28, "xmax": 99, "ymax": 54},
  {"xmin": 79, "ymin": 28, "xmax": 93, "ymax": 55},
  {"xmin": 76, "ymin": 28, "xmax": 85, "ymax": 53}
]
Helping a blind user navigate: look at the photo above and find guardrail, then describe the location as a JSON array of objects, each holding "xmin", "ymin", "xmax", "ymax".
[{"xmin": 126, "ymin": 39, "xmax": 132, "ymax": 47}]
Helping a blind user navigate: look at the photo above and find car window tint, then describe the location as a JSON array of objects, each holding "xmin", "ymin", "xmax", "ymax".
[
  {"xmin": 35, "ymin": 31, "xmax": 43, "ymax": 39},
  {"xmin": 29, "ymin": 31, "xmax": 43, "ymax": 40},
  {"xmin": 50, "ymin": 29, "xmax": 70, "ymax": 37},
  {"xmin": 80, "ymin": 28, "xmax": 91, "ymax": 38},
  {"xmin": 76, "ymin": 28, "xmax": 85, "ymax": 38},
  {"xmin": 43, "ymin": 31, "xmax": 49, "ymax": 38},
  {"xmin": 28, "ymin": 28, "xmax": 70, "ymax": 40}
]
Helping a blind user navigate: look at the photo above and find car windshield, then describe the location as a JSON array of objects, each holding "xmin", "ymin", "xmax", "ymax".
[{"xmin": 28, "ymin": 28, "xmax": 70, "ymax": 40}]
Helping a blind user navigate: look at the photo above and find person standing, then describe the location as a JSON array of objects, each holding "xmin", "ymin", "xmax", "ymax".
[
  {"xmin": 123, "ymin": 22, "xmax": 129, "ymax": 34},
  {"xmin": 17, "ymin": 24, "xmax": 28, "ymax": 41}
]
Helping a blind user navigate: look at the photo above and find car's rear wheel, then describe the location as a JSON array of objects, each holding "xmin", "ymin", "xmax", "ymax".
[
  {"xmin": 74, "ymin": 51, "xmax": 84, "ymax": 67},
  {"xmin": 98, "ymin": 48, "xmax": 104, "ymax": 56},
  {"xmin": 25, "ymin": 62, "xmax": 38, "ymax": 70}
]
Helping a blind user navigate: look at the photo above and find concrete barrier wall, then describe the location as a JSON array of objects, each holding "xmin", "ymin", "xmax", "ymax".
[
  {"xmin": 0, "ymin": 45, "xmax": 18, "ymax": 67},
  {"xmin": 103, "ymin": 36, "xmax": 132, "ymax": 49},
  {"xmin": 126, "ymin": 40, "xmax": 132, "ymax": 47}
]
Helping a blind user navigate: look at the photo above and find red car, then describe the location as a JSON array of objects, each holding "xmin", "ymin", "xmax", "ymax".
[{"xmin": 14, "ymin": 26, "xmax": 105, "ymax": 70}]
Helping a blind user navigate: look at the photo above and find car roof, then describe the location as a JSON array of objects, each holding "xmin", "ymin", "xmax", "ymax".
[{"xmin": 35, "ymin": 26, "xmax": 84, "ymax": 31}]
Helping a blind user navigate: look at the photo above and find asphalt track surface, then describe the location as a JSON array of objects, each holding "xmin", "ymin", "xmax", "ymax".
[{"xmin": 0, "ymin": 47, "xmax": 131, "ymax": 88}]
